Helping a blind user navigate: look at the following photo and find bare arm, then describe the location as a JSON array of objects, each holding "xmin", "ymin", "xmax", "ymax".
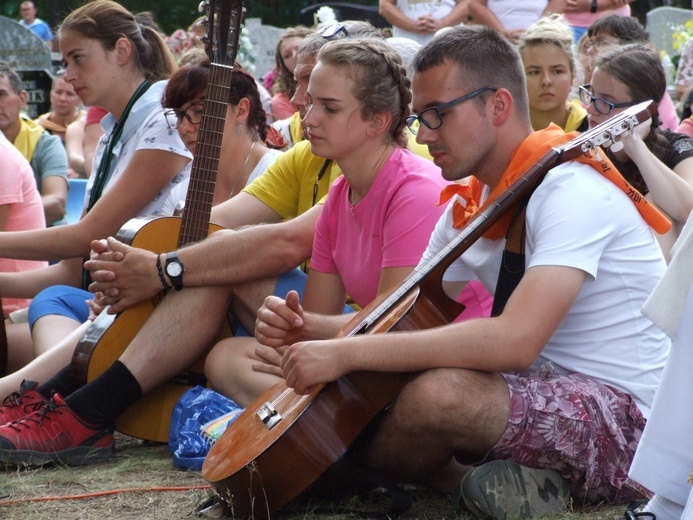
[
  {"xmin": 544, "ymin": 0, "xmax": 566, "ymax": 14},
  {"xmin": 0, "ymin": 148, "xmax": 189, "ymax": 261},
  {"xmin": 379, "ymin": 0, "xmax": 419, "ymax": 33},
  {"xmin": 621, "ymin": 131, "xmax": 693, "ymax": 225},
  {"xmin": 438, "ymin": 0, "xmax": 471, "ymax": 29},
  {"xmin": 564, "ymin": 0, "xmax": 634, "ymax": 12},
  {"xmin": 65, "ymin": 119, "xmax": 86, "ymax": 178},
  {"xmin": 468, "ymin": 0, "xmax": 505, "ymax": 32},
  {"xmin": 281, "ymin": 264, "xmax": 586, "ymax": 394},
  {"xmin": 40, "ymin": 175, "xmax": 68, "ymax": 226},
  {"xmin": 86, "ymin": 197, "xmax": 322, "ymax": 313},
  {"xmin": 0, "ymin": 257, "xmax": 83, "ymax": 299}
]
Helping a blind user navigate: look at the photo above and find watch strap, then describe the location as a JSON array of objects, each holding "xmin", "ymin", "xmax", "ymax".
[{"xmin": 165, "ymin": 252, "xmax": 185, "ymax": 291}]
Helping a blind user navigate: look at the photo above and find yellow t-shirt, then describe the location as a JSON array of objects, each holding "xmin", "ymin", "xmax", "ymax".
[
  {"xmin": 243, "ymin": 140, "xmax": 343, "ymax": 219},
  {"xmin": 245, "ymin": 128, "xmax": 433, "ymax": 219}
]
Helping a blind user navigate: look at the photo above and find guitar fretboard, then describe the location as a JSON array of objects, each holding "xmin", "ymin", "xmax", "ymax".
[{"xmin": 178, "ymin": 63, "xmax": 234, "ymax": 248}]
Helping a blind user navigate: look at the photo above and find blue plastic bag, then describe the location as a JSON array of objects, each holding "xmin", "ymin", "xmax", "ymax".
[{"xmin": 168, "ymin": 386, "xmax": 244, "ymax": 470}]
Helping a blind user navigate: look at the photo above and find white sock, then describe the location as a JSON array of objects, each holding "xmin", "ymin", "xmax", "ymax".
[{"xmin": 644, "ymin": 494, "xmax": 685, "ymax": 520}]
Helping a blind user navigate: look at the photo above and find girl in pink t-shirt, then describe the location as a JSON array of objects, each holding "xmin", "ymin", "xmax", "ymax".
[{"xmin": 208, "ymin": 39, "xmax": 454, "ymax": 406}]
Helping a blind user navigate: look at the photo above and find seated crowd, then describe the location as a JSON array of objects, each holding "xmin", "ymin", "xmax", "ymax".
[{"xmin": 2, "ymin": 2, "xmax": 693, "ymax": 519}]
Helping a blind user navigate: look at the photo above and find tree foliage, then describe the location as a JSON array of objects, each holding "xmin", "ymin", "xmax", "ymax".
[
  {"xmin": 1, "ymin": 0, "xmax": 380, "ymax": 35},
  {"xmin": 2, "ymin": 0, "xmax": 690, "ymax": 38}
]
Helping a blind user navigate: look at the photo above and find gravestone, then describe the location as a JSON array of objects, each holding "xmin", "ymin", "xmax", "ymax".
[
  {"xmin": 244, "ymin": 18, "xmax": 285, "ymax": 82},
  {"xmin": 0, "ymin": 16, "xmax": 53, "ymax": 119}
]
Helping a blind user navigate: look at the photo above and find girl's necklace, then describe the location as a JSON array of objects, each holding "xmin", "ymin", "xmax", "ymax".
[{"xmin": 230, "ymin": 140, "xmax": 256, "ymax": 199}]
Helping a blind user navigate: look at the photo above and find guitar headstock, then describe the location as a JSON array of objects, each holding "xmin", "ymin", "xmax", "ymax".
[
  {"xmin": 198, "ymin": 0, "xmax": 245, "ymax": 66},
  {"xmin": 560, "ymin": 100, "xmax": 656, "ymax": 160}
]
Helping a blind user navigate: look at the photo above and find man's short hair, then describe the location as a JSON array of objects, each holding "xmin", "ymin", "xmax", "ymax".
[
  {"xmin": 0, "ymin": 62, "xmax": 23, "ymax": 94},
  {"xmin": 413, "ymin": 25, "xmax": 530, "ymax": 119}
]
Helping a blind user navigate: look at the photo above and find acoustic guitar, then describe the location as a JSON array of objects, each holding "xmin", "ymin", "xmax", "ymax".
[
  {"xmin": 70, "ymin": 0, "xmax": 246, "ymax": 443},
  {"xmin": 202, "ymin": 102, "xmax": 657, "ymax": 518}
]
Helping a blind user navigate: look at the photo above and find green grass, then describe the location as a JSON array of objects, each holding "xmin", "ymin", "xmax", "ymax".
[{"xmin": 0, "ymin": 433, "xmax": 628, "ymax": 519}]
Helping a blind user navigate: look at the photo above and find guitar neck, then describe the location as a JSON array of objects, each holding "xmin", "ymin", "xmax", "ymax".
[{"xmin": 178, "ymin": 63, "xmax": 233, "ymax": 248}]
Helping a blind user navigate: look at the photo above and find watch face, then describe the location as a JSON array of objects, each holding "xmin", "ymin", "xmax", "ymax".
[{"xmin": 166, "ymin": 262, "xmax": 183, "ymax": 277}]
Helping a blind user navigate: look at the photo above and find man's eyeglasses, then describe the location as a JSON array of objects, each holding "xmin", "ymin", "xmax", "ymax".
[
  {"xmin": 318, "ymin": 23, "xmax": 349, "ymax": 39},
  {"xmin": 164, "ymin": 105, "xmax": 203, "ymax": 130},
  {"xmin": 578, "ymin": 85, "xmax": 642, "ymax": 116},
  {"xmin": 405, "ymin": 86, "xmax": 497, "ymax": 135}
]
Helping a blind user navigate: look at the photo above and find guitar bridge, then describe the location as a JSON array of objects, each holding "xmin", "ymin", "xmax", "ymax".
[{"xmin": 256, "ymin": 402, "xmax": 282, "ymax": 429}]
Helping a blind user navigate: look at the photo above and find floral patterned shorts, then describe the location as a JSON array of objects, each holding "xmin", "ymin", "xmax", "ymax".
[{"xmin": 485, "ymin": 369, "xmax": 651, "ymax": 504}]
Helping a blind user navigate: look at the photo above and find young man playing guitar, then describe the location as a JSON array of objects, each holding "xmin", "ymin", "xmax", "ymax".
[{"xmin": 262, "ymin": 26, "xmax": 670, "ymax": 518}]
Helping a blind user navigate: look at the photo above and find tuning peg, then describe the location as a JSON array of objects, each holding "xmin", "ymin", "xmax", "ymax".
[
  {"xmin": 609, "ymin": 141, "xmax": 624, "ymax": 152},
  {"xmin": 198, "ymin": 0, "xmax": 208, "ymax": 13}
]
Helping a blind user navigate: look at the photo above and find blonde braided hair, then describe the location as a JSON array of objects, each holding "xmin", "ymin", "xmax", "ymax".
[{"xmin": 317, "ymin": 38, "xmax": 411, "ymax": 148}]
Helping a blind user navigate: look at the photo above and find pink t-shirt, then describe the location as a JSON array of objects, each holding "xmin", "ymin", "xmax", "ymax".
[
  {"xmin": 0, "ymin": 132, "xmax": 48, "ymax": 314},
  {"xmin": 562, "ymin": 5, "xmax": 630, "ymax": 29},
  {"xmin": 310, "ymin": 147, "xmax": 448, "ymax": 308},
  {"xmin": 270, "ymin": 92, "xmax": 297, "ymax": 121},
  {"xmin": 658, "ymin": 91, "xmax": 680, "ymax": 132}
]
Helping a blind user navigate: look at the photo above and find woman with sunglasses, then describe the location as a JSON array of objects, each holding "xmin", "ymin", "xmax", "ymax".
[
  {"xmin": 0, "ymin": 59, "xmax": 281, "ymax": 400},
  {"xmin": 582, "ymin": 43, "xmax": 693, "ymax": 261},
  {"xmin": 203, "ymin": 38, "xmax": 448, "ymax": 406}
]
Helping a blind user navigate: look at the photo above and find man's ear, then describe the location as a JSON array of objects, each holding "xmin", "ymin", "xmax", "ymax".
[
  {"xmin": 490, "ymin": 88, "xmax": 513, "ymax": 126},
  {"xmin": 18, "ymin": 90, "xmax": 28, "ymax": 109}
]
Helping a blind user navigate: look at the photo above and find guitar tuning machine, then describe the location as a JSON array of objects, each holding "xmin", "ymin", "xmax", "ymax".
[
  {"xmin": 582, "ymin": 120, "xmax": 636, "ymax": 153},
  {"xmin": 257, "ymin": 401, "xmax": 282, "ymax": 430},
  {"xmin": 198, "ymin": 0, "xmax": 209, "ymax": 14}
]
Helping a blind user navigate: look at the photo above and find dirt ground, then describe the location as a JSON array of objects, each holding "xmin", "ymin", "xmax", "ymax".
[{"xmin": 0, "ymin": 433, "xmax": 628, "ymax": 519}]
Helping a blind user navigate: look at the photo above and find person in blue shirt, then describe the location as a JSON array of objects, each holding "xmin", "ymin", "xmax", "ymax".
[{"xmin": 18, "ymin": 1, "xmax": 53, "ymax": 50}]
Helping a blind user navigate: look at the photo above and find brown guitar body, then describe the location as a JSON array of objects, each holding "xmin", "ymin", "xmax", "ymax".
[
  {"xmin": 71, "ymin": 216, "xmax": 230, "ymax": 442},
  {"xmin": 203, "ymin": 284, "xmax": 463, "ymax": 519}
]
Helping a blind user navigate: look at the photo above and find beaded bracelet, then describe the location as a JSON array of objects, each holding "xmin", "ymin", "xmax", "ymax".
[{"xmin": 156, "ymin": 253, "xmax": 171, "ymax": 291}]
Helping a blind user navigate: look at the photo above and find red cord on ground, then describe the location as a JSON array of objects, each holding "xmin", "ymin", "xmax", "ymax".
[{"xmin": 0, "ymin": 484, "xmax": 212, "ymax": 506}]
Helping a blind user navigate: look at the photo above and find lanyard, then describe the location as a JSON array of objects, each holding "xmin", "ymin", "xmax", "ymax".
[{"xmin": 86, "ymin": 80, "xmax": 152, "ymax": 212}]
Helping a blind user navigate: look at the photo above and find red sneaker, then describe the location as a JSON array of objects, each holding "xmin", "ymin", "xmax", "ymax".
[
  {"xmin": 0, "ymin": 394, "xmax": 114, "ymax": 466},
  {"xmin": 0, "ymin": 380, "xmax": 47, "ymax": 425}
]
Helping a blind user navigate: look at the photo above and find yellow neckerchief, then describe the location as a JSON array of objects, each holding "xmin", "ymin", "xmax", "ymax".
[
  {"xmin": 564, "ymin": 99, "xmax": 588, "ymax": 133},
  {"xmin": 13, "ymin": 117, "xmax": 44, "ymax": 162},
  {"xmin": 289, "ymin": 111, "xmax": 304, "ymax": 145},
  {"xmin": 439, "ymin": 124, "xmax": 671, "ymax": 240}
]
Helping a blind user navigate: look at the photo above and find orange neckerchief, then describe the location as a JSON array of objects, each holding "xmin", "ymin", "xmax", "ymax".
[{"xmin": 439, "ymin": 124, "xmax": 671, "ymax": 240}]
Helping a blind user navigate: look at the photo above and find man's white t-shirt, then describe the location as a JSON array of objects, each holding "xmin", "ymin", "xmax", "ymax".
[{"xmin": 418, "ymin": 161, "xmax": 670, "ymax": 417}]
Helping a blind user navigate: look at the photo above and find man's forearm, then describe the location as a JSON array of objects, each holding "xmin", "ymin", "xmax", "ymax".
[
  {"xmin": 440, "ymin": 0, "xmax": 470, "ymax": 28},
  {"xmin": 175, "ymin": 222, "xmax": 313, "ymax": 288}
]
